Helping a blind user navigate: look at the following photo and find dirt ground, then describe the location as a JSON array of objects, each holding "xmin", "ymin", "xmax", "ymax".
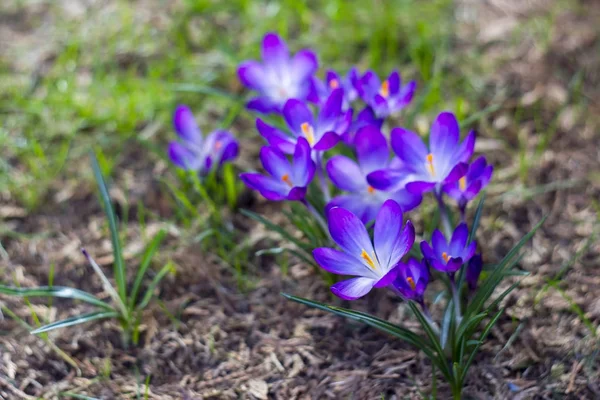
[{"xmin": 1, "ymin": 0, "xmax": 599, "ymax": 399}]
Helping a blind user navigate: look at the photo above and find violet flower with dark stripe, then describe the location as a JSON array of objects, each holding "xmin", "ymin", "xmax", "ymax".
[
  {"xmin": 420, "ymin": 223, "xmax": 476, "ymax": 274},
  {"xmin": 392, "ymin": 258, "xmax": 429, "ymax": 302},
  {"xmin": 313, "ymin": 200, "xmax": 415, "ymax": 300},
  {"xmin": 311, "ymin": 68, "xmax": 360, "ymax": 110},
  {"xmin": 240, "ymin": 138, "xmax": 315, "ymax": 201},
  {"xmin": 466, "ymin": 254, "xmax": 483, "ymax": 291},
  {"xmin": 357, "ymin": 70, "xmax": 416, "ymax": 118},
  {"xmin": 256, "ymin": 88, "xmax": 351, "ymax": 153},
  {"xmin": 326, "ymin": 125, "xmax": 422, "ymax": 223},
  {"xmin": 237, "ymin": 33, "xmax": 318, "ymax": 114},
  {"xmin": 443, "ymin": 156, "xmax": 493, "ymax": 209},
  {"xmin": 367, "ymin": 112, "xmax": 475, "ymax": 194},
  {"xmin": 168, "ymin": 105, "xmax": 238, "ymax": 174}
]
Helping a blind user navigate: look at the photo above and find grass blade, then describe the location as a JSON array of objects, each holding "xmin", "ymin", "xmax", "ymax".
[
  {"xmin": 90, "ymin": 153, "xmax": 127, "ymax": 302},
  {"xmin": 31, "ymin": 311, "xmax": 120, "ymax": 334},
  {"xmin": 129, "ymin": 230, "xmax": 167, "ymax": 310},
  {"xmin": 137, "ymin": 261, "xmax": 175, "ymax": 310},
  {"xmin": 0, "ymin": 285, "xmax": 113, "ymax": 311}
]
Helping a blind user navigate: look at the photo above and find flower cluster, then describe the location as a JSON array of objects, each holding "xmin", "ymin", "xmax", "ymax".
[{"xmin": 237, "ymin": 33, "xmax": 493, "ymax": 308}]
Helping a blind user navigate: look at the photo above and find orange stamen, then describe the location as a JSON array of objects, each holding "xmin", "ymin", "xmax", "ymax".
[
  {"xmin": 214, "ymin": 141, "xmax": 222, "ymax": 150},
  {"xmin": 329, "ymin": 79, "xmax": 340, "ymax": 89},
  {"xmin": 442, "ymin": 252, "xmax": 449, "ymax": 262},
  {"xmin": 379, "ymin": 80, "xmax": 390, "ymax": 98},
  {"xmin": 406, "ymin": 276, "xmax": 416, "ymax": 290},
  {"xmin": 367, "ymin": 186, "xmax": 376, "ymax": 194},
  {"xmin": 459, "ymin": 176, "xmax": 467, "ymax": 191},
  {"xmin": 360, "ymin": 250, "xmax": 377, "ymax": 270},
  {"xmin": 281, "ymin": 173, "xmax": 293, "ymax": 187},
  {"xmin": 301, "ymin": 122, "xmax": 315, "ymax": 145},
  {"xmin": 426, "ymin": 153, "xmax": 435, "ymax": 177}
]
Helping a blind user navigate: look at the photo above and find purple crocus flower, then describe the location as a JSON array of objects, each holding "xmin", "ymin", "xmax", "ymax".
[
  {"xmin": 392, "ymin": 258, "xmax": 430, "ymax": 302},
  {"xmin": 310, "ymin": 68, "xmax": 360, "ymax": 110},
  {"xmin": 326, "ymin": 125, "xmax": 422, "ymax": 223},
  {"xmin": 466, "ymin": 254, "xmax": 483, "ymax": 291},
  {"xmin": 256, "ymin": 88, "xmax": 351, "ymax": 153},
  {"xmin": 168, "ymin": 105, "xmax": 238, "ymax": 174},
  {"xmin": 357, "ymin": 70, "xmax": 416, "ymax": 119},
  {"xmin": 341, "ymin": 106, "xmax": 384, "ymax": 146},
  {"xmin": 313, "ymin": 199, "xmax": 415, "ymax": 300},
  {"xmin": 443, "ymin": 156, "xmax": 493, "ymax": 208},
  {"xmin": 237, "ymin": 33, "xmax": 318, "ymax": 114},
  {"xmin": 420, "ymin": 223, "xmax": 476, "ymax": 273},
  {"xmin": 367, "ymin": 112, "xmax": 475, "ymax": 194},
  {"xmin": 240, "ymin": 138, "xmax": 315, "ymax": 201}
]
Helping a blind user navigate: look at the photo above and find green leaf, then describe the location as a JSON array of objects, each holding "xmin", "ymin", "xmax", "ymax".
[
  {"xmin": 456, "ymin": 194, "xmax": 486, "ymax": 289},
  {"xmin": 137, "ymin": 261, "xmax": 174, "ymax": 310},
  {"xmin": 129, "ymin": 229, "xmax": 167, "ymax": 310},
  {"xmin": 90, "ymin": 153, "xmax": 127, "ymax": 303},
  {"xmin": 31, "ymin": 310, "xmax": 119, "ymax": 334},
  {"xmin": 0, "ymin": 285, "xmax": 113, "ymax": 311}
]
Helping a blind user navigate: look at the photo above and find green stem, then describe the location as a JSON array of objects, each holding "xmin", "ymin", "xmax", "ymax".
[
  {"xmin": 315, "ymin": 152, "xmax": 331, "ymax": 203},
  {"xmin": 435, "ymin": 188, "xmax": 453, "ymax": 238}
]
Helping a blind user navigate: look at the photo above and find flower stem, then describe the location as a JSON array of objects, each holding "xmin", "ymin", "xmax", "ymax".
[
  {"xmin": 435, "ymin": 188, "xmax": 453, "ymax": 238},
  {"xmin": 315, "ymin": 152, "xmax": 331, "ymax": 203},
  {"xmin": 301, "ymin": 199, "xmax": 329, "ymax": 236},
  {"xmin": 449, "ymin": 273, "xmax": 463, "ymax": 324},
  {"xmin": 418, "ymin": 300, "xmax": 441, "ymax": 336}
]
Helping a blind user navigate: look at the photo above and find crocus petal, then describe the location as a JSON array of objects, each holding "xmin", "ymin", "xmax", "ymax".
[
  {"xmin": 464, "ymin": 241, "xmax": 477, "ymax": 261},
  {"xmin": 247, "ymin": 97, "xmax": 279, "ymax": 114},
  {"xmin": 466, "ymin": 254, "xmax": 483, "ymax": 290},
  {"xmin": 168, "ymin": 142, "xmax": 201, "ymax": 170},
  {"xmin": 371, "ymin": 95, "xmax": 389, "ymax": 118},
  {"xmin": 463, "ymin": 180, "xmax": 483, "ymax": 200},
  {"xmin": 455, "ymin": 131, "xmax": 476, "ymax": 163},
  {"xmin": 420, "ymin": 241, "xmax": 436, "ymax": 261},
  {"xmin": 431, "ymin": 229, "xmax": 449, "ymax": 257},
  {"xmin": 445, "ymin": 257, "xmax": 464, "ymax": 273},
  {"xmin": 367, "ymin": 168, "xmax": 410, "ymax": 191},
  {"xmin": 259, "ymin": 146, "xmax": 291, "ymax": 180},
  {"xmin": 397, "ymin": 81, "xmax": 416, "ymax": 106},
  {"xmin": 287, "ymin": 186, "xmax": 307, "ymax": 201},
  {"xmin": 467, "ymin": 156, "xmax": 487, "ymax": 179},
  {"xmin": 374, "ymin": 200, "xmax": 413, "ymax": 268},
  {"xmin": 354, "ymin": 125, "xmax": 389, "ymax": 175},
  {"xmin": 220, "ymin": 140, "xmax": 239, "ymax": 164},
  {"xmin": 331, "ymin": 277, "xmax": 376, "ymax": 300},
  {"xmin": 390, "ymin": 127, "xmax": 429, "ymax": 167},
  {"xmin": 389, "ymin": 189, "xmax": 423, "ymax": 212},
  {"xmin": 173, "ymin": 105, "xmax": 202, "ymax": 144},
  {"xmin": 326, "ymin": 156, "xmax": 365, "ymax": 192},
  {"xmin": 443, "ymin": 162, "xmax": 468, "ymax": 184},
  {"xmin": 256, "ymin": 119, "xmax": 296, "ymax": 154},
  {"xmin": 292, "ymin": 137, "xmax": 315, "ymax": 185},
  {"xmin": 283, "ymin": 99, "xmax": 314, "ymax": 136},
  {"xmin": 291, "ymin": 49, "xmax": 318, "ymax": 80},
  {"xmin": 429, "ymin": 111, "xmax": 460, "ymax": 156},
  {"xmin": 240, "ymin": 173, "xmax": 287, "ymax": 201},
  {"xmin": 374, "ymin": 267, "xmax": 399, "ymax": 288},
  {"xmin": 313, "ymin": 131, "xmax": 340, "ymax": 151},
  {"xmin": 261, "ymin": 32, "xmax": 289, "ymax": 66},
  {"xmin": 326, "ymin": 195, "xmax": 370, "ymax": 223},
  {"xmin": 313, "ymin": 248, "xmax": 377, "ymax": 278},
  {"xmin": 318, "ymin": 88, "xmax": 344, "ymax": 126},
  {"xmin": 327, "ymin": 207, "xmax": 374, "ymax": 258},
  {"xmin": 237, "ymin": 61, "xmax": 265, "ymax": 91},
  {"xmin": 388, "ymin": 70, "xmax": 401, "ymax": 95},
  {"xmin": 405, "ymin": 181, "xmax": 437, "ymax": 193},
  {"xmin": 449, "ymin": 223, "xmax": 469, "ymax": 255}
]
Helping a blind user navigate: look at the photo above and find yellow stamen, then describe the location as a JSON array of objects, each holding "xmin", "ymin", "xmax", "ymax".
[
  {"xmin": 360, "ymin": 249, "xmax": 377, "ymax": 270},
  {"xmin": 329, "ymin": 79, "xmax": 340, "ymax": 89},
  {"xmin": 367, "ymin": 186, "xmax": 376, "ymax": 194},
  {"xmin": 379, "ymin": 80, "xmax": 390, "ymax": 98},
  {"xmin": 459, "ymin": 176, "xmax": 467, "ymax": 191},
  {"xmin": 442, "ymin": 252, "xmax": 449, "ymax": 262},
  {"xmin": 426, "ymin": 153, "xmax": 435, "ymax": 177},
  {"xmin": 406, "ymin": 276, "xmax": 416, "ymax": 290},
  {"xmin": 281, "ymin": 173, "xmax": 293, "ymax": 187},
  {"xmin": 301, "ymin": 122, "xmax": 315, "ymax": 145}
]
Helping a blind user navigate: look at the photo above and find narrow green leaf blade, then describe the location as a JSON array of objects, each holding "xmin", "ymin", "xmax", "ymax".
[
  {"xmin": 90, "ymin": 153, "xmax": 127, "ymax": 302},
  {"xmin": 129, "ymin": 229, "xmax": 167, "ymax": 310},
  {"xmin": 0, "ymin": 285, "xmax": 113, "ymax": 311},
  {"xmin": 31, "ymin": 311, "xmax": 119, "ymax": 334},
  {"xmin": 137, "ymin": 261, "xmax": 174, "ymax": 310}
]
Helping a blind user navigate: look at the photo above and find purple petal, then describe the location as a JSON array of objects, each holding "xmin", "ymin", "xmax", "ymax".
[
  {"xmin": 283, "ymin": 99, "xmax": 314, "ymax": 136},
  {"xmin": 463, "ymin": 180, "xmax": 483, "ymax": 200},
  {"xmin": 256, "ymin": 119, "xmax": 296, "ymax": 154},
  {"xmin": 371, "ymin": 95, "xmax": 389, "ymax": 118},
  {"xmin": 292, "ymin": 137, "xmax": 315, "ymax": 186},
  {"xmin": 326, "ymin": 155, "xmax": 365, "ymax": 192},
  {"xmin": 449, "ymin": 223, "xmax": 469, "ymax": 255},
  {"xmin": 431, "ymin": 229, "xmax": 449, "ymax": 257},
  {"xmin": 247, "ymin": 97, "xmax": 279, "ymax": 114},
  {"xmin": 331, "ymin": 277, "xmax": 376, "ymax": 300},
  {"xmin": 326, "ymin": 195, "xmax": 371, "ymax": 224},
  {"xmin": 261, "ymin": 32, "xmax": 289, "ymax": 66},
  {"xmin": 237, "ymin": 61, "xmax": 265, "ymax": 91},
  {"xmin": 464, "ymin": 241, "xmax": 477, "ymax": 262},
  {"xmin": 389, "ymin": 189, "xmax": 423, "ymax": 212},
  {"xmin": 205, "ymin": 130, "xmax": 238, "ymax": 165},
  {"xmin": 390, "ymin": 127, "xmax": 428, "ymax": 167},
  {"xmin": 240, "ymin": 173, "xmax": 287, "ymax": 201},
  {"xmin": 291, "ymin": 49, "xmax": 318, "ymax": 80},
  {"xmin": 367, "ymin": 168, "xmax": 408, "ymax": 191},
  {"xmin": 374, "ymin": 201, "xmax": 414, "ymax": 268},
  {"xmin": 259, "ymin": 146, "xmax": 290, "ymax": 179},
  {"xmin": 405, "ymin": 181, "xmax": 437, "ymax": 193},
  {"xmin": 313, "ymin": 131, "xmax": 340, "ymax": 151},
  {"xmin": 429, "ymin": 112, "xmax": 460, "ymax": 156},
  {"xmin": 168, "ymin": 142, "xmax": 201, "ymax": 170},
  {"xmin": 313, "ymin": 248, "xmax": 376, "ymax": 277},
  {"xmin": 467, "ymin": 156, "xmax": 487, "ymax": 179},
  {"xmin": 388, "ymin": 70, "xmax": 401, "ymax": 95},
  {"xmin": 374, "ymin": 267, "xmax": 399, "ymax": 288},
  {"xmin": 354, "ymin": 125, "xmax": 389, "ymax": 175},
  {"xmin": 327, "ymin": 207, "xmax": 374, "ymax": 257},
  {"xmin": 287, "ymin": 186, "xmax": 307, "ymax": 201},
  {"xmin": 397, "ymin": 81, "xmax": 416, "ymax": 106},
  {"xmin": 455, "ymin": 131, "xmax": 476, "ymax": 163},
  {"xmin": 443, "ymin": 162, "xmax": 468, "ymax": 184},
  {"xmin": 445, "ymin": 257, "xmax": 464, "ymax": 273},
  {"xmin": 420, "ymin": 241, "xmax": 435, "ymax": 261},
  {"xmin": 318, "ymin": 88, "xmax": 344, "ymax": 126},
  {"xmin": 466, "ymin": 254, "xmax": 483, "ymax": 290},
  {"xmin": 173, "ymin": 105, "xmax": 202, "ymax": 144}
]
